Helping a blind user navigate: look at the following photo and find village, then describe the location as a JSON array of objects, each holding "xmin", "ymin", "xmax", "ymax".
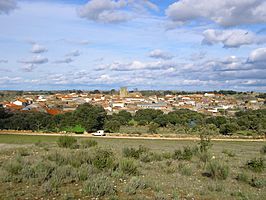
[{"xmin": 1, "ymin": 88, "xmax": 265, "ymax": 116}]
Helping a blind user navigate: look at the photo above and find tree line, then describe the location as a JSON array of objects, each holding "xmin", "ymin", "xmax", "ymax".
[{"xmin": 0, "ymin": 103, "xmax": 265, "ymax": 136}]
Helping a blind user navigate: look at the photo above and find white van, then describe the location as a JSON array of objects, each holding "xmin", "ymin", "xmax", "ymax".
[{"xmin": 92, "ymin": 130, "xmax": 105, "ymax": 136}]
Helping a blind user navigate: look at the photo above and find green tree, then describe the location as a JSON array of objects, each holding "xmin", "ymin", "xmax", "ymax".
[{"xmin": 104, "ymin": 120, "xmax": 121, "ymax": 133}]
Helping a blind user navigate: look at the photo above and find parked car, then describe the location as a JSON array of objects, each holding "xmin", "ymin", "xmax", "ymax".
[{"xmin": 92, "ymin": 130, "xmax": 106, "ymax": 136}]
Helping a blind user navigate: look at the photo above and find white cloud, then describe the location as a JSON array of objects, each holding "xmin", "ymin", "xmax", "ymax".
[
  {"xmin": 166, "ymin": 0, "xmax": 266, "ymax": 27},
  {"xmin": 248, "ymin": 48, "xmax": 266, "ymax": 63},
  {"xmin": 0, "ymin": 76, "xmax": 22, "ymax": 84},
  {"xmin": 77, "ymin": 0, "xmax": 158, "ymax": 23},
  {"xmin": 54, "ymin": 57, "xmax": 74, "ymax": 64},
  {"xmin": 202, "ymin": 29, "xmax": 266, "ymax": 48},
  {"xmin": 149, "ymin": 49, "xmax": 173, "ymax": 60},
  {"xmin": 100, "ymin": 60, "xmax": 176, "ymax": 71},
  {"xmin": 31, "ymin": 44, "xmax": 48, "ymax": 53},
  {"xmin": 0, "ymin": 0, "xmax": 17, "ymax": 15},
  {"xmin": 21, "ymin": 64, "xmax": 36, "ymax": 72},
  {"xmin": 18, "ymin": 55, "xmax": 48, "ymax": 65},
  {"xmin": 65, "ymin": 50, "xmax": 81, "ymax": 57},
  {"xmin": 0, "ymin": 59, "xmax": 8, "ymax": 63}
]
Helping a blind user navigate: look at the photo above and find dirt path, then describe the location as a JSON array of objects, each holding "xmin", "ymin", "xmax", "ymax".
[{"xmin": 0, "ymin": 131, "xmax": 265, "ymax": 142}]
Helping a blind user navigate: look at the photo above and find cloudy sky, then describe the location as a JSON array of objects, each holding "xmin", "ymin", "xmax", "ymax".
[{"xmin": 0, "ymin": 0, "xmax": 266, "ymax": 91}]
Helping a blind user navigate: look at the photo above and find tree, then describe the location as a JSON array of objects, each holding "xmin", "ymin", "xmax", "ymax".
[
  {"xmin": 148, "ymin": 122, "xmax": 159, "ymax": 134},
  {"xmin": 71, "ymin": 103, "xmax": 107, "ymax": 132},
  {"xmin": 220, "ymin": 122, "xmax": 239, "ymax": 135},
  {"xmin": 111, "ymin": 110, "xmax": 132, "ymax": 125},
  {"xmin": 154, "ymin": 114, "xmax": 169, "ymax": 127},
  {"xmin": 104, "ymin": 120, "xmax": 121, "ymax": 133},
  {"xmin": 134, "ymin": 109, "xmax": 163, "ymax": 124}
]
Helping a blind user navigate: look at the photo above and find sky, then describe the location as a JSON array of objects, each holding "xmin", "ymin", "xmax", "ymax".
[{"xmin": 0, "ymin": 0, "xmax": 266, "ymax": 91}]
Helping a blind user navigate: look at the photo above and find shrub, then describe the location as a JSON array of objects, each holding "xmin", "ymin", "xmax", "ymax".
[
  {"xmin": 119, "ymin": 158, "xmax": 138, "ymax": 175},
  {"xmin": 182, "ymin": 146, "xmax": 193, "ymax": 161},
  {"xmin": 172, "ymin": 149, "xmax": 182, "ymax": 160},
  {"xmin": 155, "ymin": 191, "xmax": 168, "ymax": 200},
  {"xmin": 33, "ymin": 160, "xmax": 57, "ymax": 184},
  {"xmin": 178, "ymin": 163, "xmax": 192, "ymax": 176},
  {"xmin": 206, "ymin": 160, "xmax": 229, "ymax": 180},
  {"xmin": 57, "ymin": 135, "xmax": 78, "ymax": 149},
  {"xmin": 162, "ymin": 152, "xmax": 172, "ymax": 160},
  {"xmin": 77, "ymin": 164, "xmax": 98, "ymax": 181},
  {"xmin": 4, "ymin": 159, "xmax": 23, "ymax": 175},
  {"xmin": 249, "ymin": 177, "xmax": 266, "ymax": 188},
  {"xmin": 198, "ymin": 152, "xmax": 211, "ymax": 164},
  {"xmin": 260, "ymin": 145, "xmax": 266, "ymax": 154},
  {"xmin": 236, "ymin": 172, "xmax": 249, "ymax": 183},
  {"xmin": 42, "ymin": 176, "xmax": 61, "ymax": 194},
  {"xmin": 123, "ymin": 147, "xmax": 140, "ymax": 159},
  {"xmin": 122, "ymin": 145, "xmax": 149, "ymax": 159},
  {"xmin": 92, "ymin": 148, "xmax": 115, "ymax": 170},
  {"xmin": 222, "ymin": 149, "xmax": 235, "ymax": 157},
  {"xmin": 52, "ymin": 165, "xmax": 78, "ymax": 184},
  {"xmin": 140, "ymin": 152, "xmax": 163, "ymax": 163},
  {"xmin": 199, "ymin": 133, "xmax": 212, "ymax": 153},
  {"xmin": 124, "ymin": 176, "xmax": 146, "ymax": 195},
  {"xmin": 246, "ymin": 158, "xmax": 264, "ymax": 173},
  {"xmin": 0, "ymin": 169, "xmax": 10, "ymax": 182},
  {"xmin": 81, "ymin": 139, "xmax": 98, "ymax": 148},
  {"xmin": 17, "ymin": 148, "xmax": 30, "ymax": 157},
  {"xmin": 172, "ymin": 146, "xmax": 195, "ymax": 161},
  {"xmin": 83, "ymin": 174, "xmax": 116, "ymax": 197},
  {"xmin": 207, "ymin": 183, "xmax": 224, "ymax": 192},
  {"xmin": 148, "ymin": 122, "xmax": 159, "ymax": 134}
]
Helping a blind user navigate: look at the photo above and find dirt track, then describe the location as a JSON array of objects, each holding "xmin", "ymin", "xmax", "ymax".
[{"xmin": 0, "ymin": 131, "xmax": 265, "ymax": 142}]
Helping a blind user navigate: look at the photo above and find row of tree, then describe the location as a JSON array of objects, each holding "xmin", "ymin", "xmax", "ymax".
[{"xmin": 0, "ymin": 103, "xmax": 265, "ymax": 135}]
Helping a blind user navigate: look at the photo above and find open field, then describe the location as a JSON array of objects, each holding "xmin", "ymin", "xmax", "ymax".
[{"xmin": 0, "ymin": 134, "xmax": 265, "ymax": 200}]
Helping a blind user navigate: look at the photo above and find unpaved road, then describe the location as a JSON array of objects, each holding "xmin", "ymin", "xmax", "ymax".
[{"xmin": 0, "ymin": 132, "xmax": 265, "ymax": 142}]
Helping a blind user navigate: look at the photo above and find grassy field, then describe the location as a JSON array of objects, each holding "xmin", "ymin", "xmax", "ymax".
[{"xmin": 0, "ymin": 134, "xmax": 265, "ymax": 200}]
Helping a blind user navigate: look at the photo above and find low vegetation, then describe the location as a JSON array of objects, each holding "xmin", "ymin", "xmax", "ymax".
[{"xmin": 0, "ymin": 135, "xmax": 265, "ymax": 199}]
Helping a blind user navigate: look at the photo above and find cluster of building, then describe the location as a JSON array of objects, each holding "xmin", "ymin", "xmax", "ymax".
[{"xmin": 0, "ymin": 88, "xmax": 265, "ymax": 116}]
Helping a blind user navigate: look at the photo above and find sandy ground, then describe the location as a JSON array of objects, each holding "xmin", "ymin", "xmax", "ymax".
[
  {"xmin": 0, "ymin": 143, "xmax": 31, "ymax": 150},
  {"xmin": 0, "ymin": 131, "xmax": 265, "ymax": 142}
]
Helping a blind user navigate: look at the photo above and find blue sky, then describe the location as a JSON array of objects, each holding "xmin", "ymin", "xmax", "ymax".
[{"xmin": 0, "ymin": 0, "xmax": 266, "ymax": 91}]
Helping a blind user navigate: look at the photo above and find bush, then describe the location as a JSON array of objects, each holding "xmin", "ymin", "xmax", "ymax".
[
  {"xmin": 260, "ymin": 145, "xmax": 266, "ymax": 154},
  {"xmin": 77, "ymin": 164, "xmax": 97, "ymax": 181},
  {"xmin": 206, "ymin": 160, "xmax": 229, "ymax": 180},
  {"xmin": 198, "ymin": 152, "xmax": 211, "ymax": 163},
  {"xmin": 124, "ymin": 176, "xmax": 146, "ymax": 195},
  {"xmin": 172, "ymin": 146, "xmax": 195, "ymax": 161},
  {"xmin": 122, "ymin": 145, "xmax": 149, "ymax": 159},
  {"xmin": 179, "ymin": 163, "xmax": 192, "ymax": 176},
  {"xmin": 182, "ymin": 146, "xmax": 194, "ymax": 161},
  {"xmin": 17, "ymin": 148, "xmax": 30, "ymax": 157},
  {"xmin": 33, "ymin": 160, "xmax": 57, "ymax": 184},
  {"xmin": 119, "ymin": 158, "xmax": 138, "ymax": 175},
  {"xmin": 148, "ymin": 122, "xmax": 159, "ymax": 134},
  {"xmin": 57, "ymin": 135, "xmax": 78, "ymax": 149},
  {"xmin": 83, "ymin": 174, "xmax": 116, "ymax": 197},
  {"xmin": 92, "ymin": 148, "xmax": 115, "ymax": 170},
  {"xmin": 52, "ymin": 165, "xmax": 78, "ymax": 184},
  {"xmin": 222, "ymin": 149, "xmax": 235, "ymax": 157},
  {"xmin": 140, "ymin": 152, "xmax": 163, "ymax": 163},
  {"xmin": 249, "ymin": 177, "xmax": 266, "ymax": 188},
  {"xmin": 246, "ymin": 158, "xmax": 264, "ymax": 173},
  {"xmin": 155, "ymin": 191, "xmax": 168, "ymax": 200},
  {"xmin": 172, "ymin": 149, "xmax": 182, "ymax": 160},
  {"xmin": 81, "ymin": 139, "xmax": 98, "ymax": 148},
  {"xmin": 199, "ymin": 133, "xmax": 212, "ymax": 153},
  {"xmin": 4, "ymin": 159, "xmax": 23, "ymax": 175},
  {"xmin": 236, "ymin": 172, "xmax": 249, "ymax": 183}
]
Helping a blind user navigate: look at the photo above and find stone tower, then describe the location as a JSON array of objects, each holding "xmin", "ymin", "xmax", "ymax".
[{"xmin": 120, "ymin": 87, "xmax": 128, "ymax": 98}]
